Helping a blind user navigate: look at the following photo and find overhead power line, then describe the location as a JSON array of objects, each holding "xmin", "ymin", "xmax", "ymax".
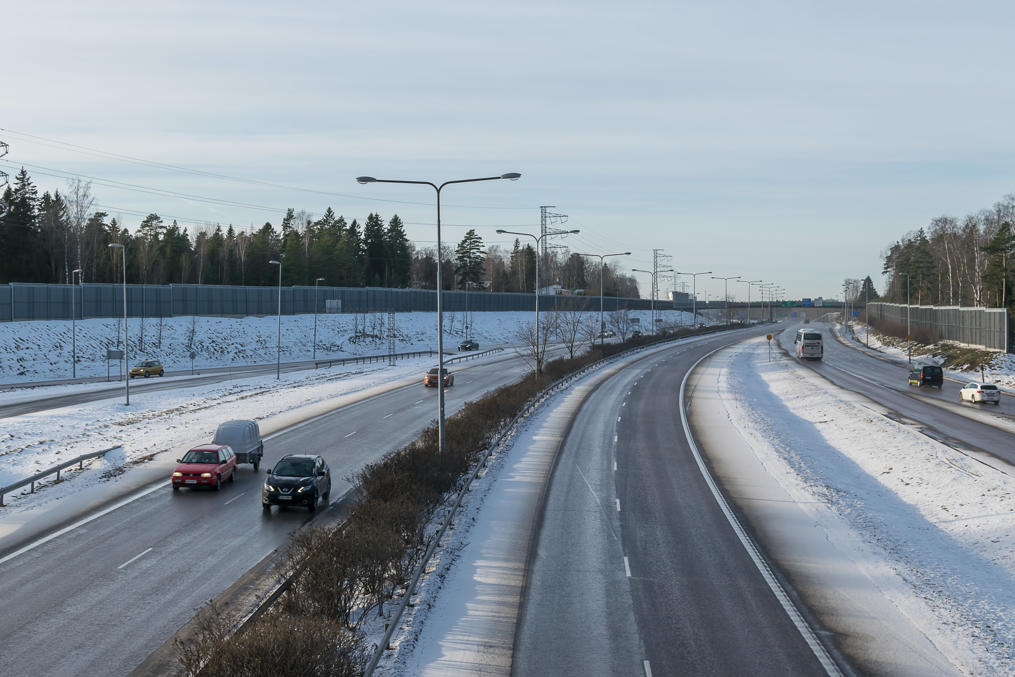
[{"xmin": 0, "ymin": 128, "xmax": 531, "ymax": 210}]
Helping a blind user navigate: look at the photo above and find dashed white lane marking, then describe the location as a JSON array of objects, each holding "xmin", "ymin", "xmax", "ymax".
[
  {"xmin": 616, "ymin": 499, "xmax": 621, "ymax": 512},
  {"xmin": 624, "ymin": 555, "xmax": 632, "ymax": 577},
  {"xmin": 617, "ymin": 416, "xmax": 622, "ymax": 423},
  {"xmin": 345, "ymin": 431, "xmax": 357, "ymax": 438},
  {"xmin": 414, "ymin": 399, "xmax": 424, "ymax": 405},
  {"xmin": 118, "ymin": 547, "xmax": 153, "ymax": 570},
  {"xmin": 613, "ymin": 460, "xmax": 618, "ymax": 471},
  {"xmin": 223, "ymin": 491, "xmax": 246, "ymax": 506},
  {"xmin": 623, "ymin": 401, "xmax": 627, "ymax": 407},
  {"xmin": 643, "ymin": 660, "xmax": 653, "ymax": 677},
  {"xmin": 614, "ymin": 434, "xmax": 618, "ymax": 444},
  {"xmin": 383, "ymin": 413, "xmax": 394, "ymax": 419}
]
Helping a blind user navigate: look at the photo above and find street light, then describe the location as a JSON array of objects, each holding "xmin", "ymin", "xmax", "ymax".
[
  {"xmin": 71, "ymin": 268, "xmax": 82, "ymax": 379},
  {"xmin": 497, "ymin": 226, "xmax": 579, "ymax": 372},
  {"xmin": 108, "ymin": 243, "xmax": 128, "ymax": 406},
  {"xmin": 313, "ymin": 277, "xmax": 325, "ymax": 362},
  {"xmin": 738, "ymin": 279, "xmax": 762, "ymax": 326},
  {"xmin": 676, "ymin": 270, "xmax": 711, "ymax": 328},
  {"xmin": 711, "ymin": 275, "xmax": 741, "ymax": 326},
  {"xmin": 900, "ymin": 271, "xmax": 911, "ymax": 363},
  {"xmin": 359, "ymin": 173, "xmax": 520, "ymax": 456},
  {"xmin": 577, "ymin": 251, "xmax": 629, "ymax": 345},
  {"xmin": 632, "ymin": 268, "xmax": 674, "ymax": 334},
  {"xmin": 269, "ymin": 259, "xmax": 282, "ymax": 379}
]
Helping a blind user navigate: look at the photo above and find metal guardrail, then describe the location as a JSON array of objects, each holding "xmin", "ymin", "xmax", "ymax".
[
  {"xmin": 313, "ymin": 349, "xmax": 435, "ymax": 369},
  {"xmin": 444, "ymin": 347, "xmax": 504, "ymax": 364},
  {"xmin": 0, "ymin": 445, "xmax": 123, "ymax": 506}
]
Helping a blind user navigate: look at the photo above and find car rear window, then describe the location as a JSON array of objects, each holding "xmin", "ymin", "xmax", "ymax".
[
  {"xmin": 924, "ymin": 366, "xmax": 942, "ymax": 375},
  {"xmin": 804, "ymin": 333, "xmax": 821, "ymax": 340},
  {"xmin": 981, "ymin": 384, "xmax": 998, "ymax": 390}
]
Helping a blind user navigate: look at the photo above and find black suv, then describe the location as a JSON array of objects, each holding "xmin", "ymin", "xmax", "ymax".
[
  {"xmin": 262, "ymin": 454, "xmax": 331, "ymax": 512},
  {"xmin": 908, "ymin": 364, "xmax": 943, "ymax": 388}
]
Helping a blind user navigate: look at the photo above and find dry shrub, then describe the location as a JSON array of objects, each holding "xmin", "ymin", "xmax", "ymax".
[{"xmin": 199, "ymin": 612, "xmax": 363, "ymax": 677}]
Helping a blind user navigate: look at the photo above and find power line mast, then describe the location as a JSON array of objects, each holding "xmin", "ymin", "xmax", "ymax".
[
  {"xmin": 0, "ymin": 140, "xmax": 8, "ymax": 215},
  {"xmin": 652, "ymin": 248, "xmax": 672, "ymax": 302},
  {"xmin": 539, "ymin": 205, "xmax": 571, "ymax": 291}
]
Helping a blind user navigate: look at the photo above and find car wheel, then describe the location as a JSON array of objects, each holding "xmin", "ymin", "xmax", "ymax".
[
  {"xmin": 172, "ymin": 485, "xmax": 179, "ymax": 492},
  {"xmin": 159, "ymin": 372, "xmax": 164, "ymax": 377},
  {"xmin": 144, "ymin": 372, "xmax": 149, "ymax": 378},
  {"xmin": 229, "ymin": 468, "xmax": 236, "ymax": 482},
  {"xmin": 262, "ymin": 502, "xmax": 271, "ymax": 511},
  {"xmin": 308, "ymin": 494, "xmax": 317, "ymax": 512},
  {"xmin": 995, "ymin": 401, "xmax": 1001, "ymax": 406},
  {"xmin": 324, "ymin": 490, "xmax": 330, "ymax": 504},
  {"xmin": 253, "ymin": 459, "xmax": 259, "ymax": 472},
  {"xmin": 213, "ymin": 475, "xmax": 221, "ymax": 491}
]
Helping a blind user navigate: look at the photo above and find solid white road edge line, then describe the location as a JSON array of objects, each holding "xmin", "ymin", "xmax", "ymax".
[
  {"xmin": 117, "ymin": 546, "xmax": 153, "ymax": 570},
  {"xmin": 680, "ymin": 345, "xmax": 843, "ymax": 677}
]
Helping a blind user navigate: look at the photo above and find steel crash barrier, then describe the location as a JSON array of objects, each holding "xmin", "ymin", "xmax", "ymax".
[{"xmin": 0, "ymin": 445, "xmax": 123, "ymax": 506}]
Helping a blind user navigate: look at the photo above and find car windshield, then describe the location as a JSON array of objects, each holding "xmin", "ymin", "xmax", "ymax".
[
  {"xmin": 182, "ymin": 450, "xmax": 218, "ymax": 464},
  {"xmin": 924, "ymin": 367, "xmax": 942, "ymax": 375},
  {"xmin": 428, "ymin": 368, "xmax": 447, "ymax": 375},
  {"xmin": 272, "ymin": 459, "xmax": 314, "ymax": 477}
]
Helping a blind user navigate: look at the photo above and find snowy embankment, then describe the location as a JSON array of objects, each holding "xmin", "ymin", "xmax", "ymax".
[
  {"xmin": 721, "ymin": 337, "xmax": 1015, "ymax": 673},
  {"xmin": 0, "ymin": 309, "xmax": 693, "ymax": 514}
]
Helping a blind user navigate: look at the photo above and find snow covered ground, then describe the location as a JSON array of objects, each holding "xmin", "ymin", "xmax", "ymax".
[{"xmin": 720, "ymin": 336, "xmax": 1015, "ymax": 673}]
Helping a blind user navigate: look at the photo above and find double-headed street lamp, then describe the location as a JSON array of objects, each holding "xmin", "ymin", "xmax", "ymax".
[
  {"xmin": 71, "ymin": 268, "xmax": 82, "ymax": 379},
  {"xmin": 108, "ymin": 243, "xmax": 128, "ymax": 405},
  {"xmin": 739, "ymin": 279, "xmax": 762, "ymax": 325},
  {"xmin": 675, "ymin": 270, "xmax": 711, "ymax": 328},
  {"xmin": 632, "ymin": 268, "xmax": 673, "ymax": 334},
  {"xmin": 711, "ymin": 275, "xmax": 740, "ymax": 326},
  {"xmin": 577, "ymin": 251, "xmax": 629, "ymax": 345},
  {"xmin": 313, "ymin": 277, "xmax": 325, "ymax": 361},
  {"xmin": 358, "ymin": 173, "xmax": 521, "ymax": 457},
  {"xmin": 497, "ymin": 226, "xmax": 579, "ymax": 372},
  {"xmin": 269, "ymin": 259, "xmax": 282, "ymax": 379}
]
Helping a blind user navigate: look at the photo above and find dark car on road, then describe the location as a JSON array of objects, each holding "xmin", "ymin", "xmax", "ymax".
[
  {"xmin": 908, "ymin": 364, "xmax": 943, "ymax": 388},
  {"xmin": 458, "ymin": 339, "xmax": 479, "ymax": 351},
  {"xmin": 262, "ymin": 454, "xmax": 331, "ymax": 512}
]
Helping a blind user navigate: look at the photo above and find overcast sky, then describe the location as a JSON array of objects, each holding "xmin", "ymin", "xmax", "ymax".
[{"xmin": 5, "ymin": 0, "xmax": 1015, "ymax": 301}]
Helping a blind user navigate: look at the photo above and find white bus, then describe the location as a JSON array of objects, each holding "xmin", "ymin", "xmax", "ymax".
[{"xmin": 794, "ymin": 328, "xmax": 823, "ymax": 360}]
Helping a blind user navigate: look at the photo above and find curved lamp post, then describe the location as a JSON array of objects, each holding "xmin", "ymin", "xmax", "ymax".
[
  {"xmin": 577, "ymin": 251, "xmax": 629, "ymax": 345},
  {"xmin": 496, "ymin": 226, "xmax": 578, "ymax": 373},
  {"xmin": 71, "ymin": 268, "xmax": 82, "ymax": 379},
  {"xmin": 676, "ymin": 270, "xmax": 711, "ymax": 328},
  {"xmin": 269, "ymin": 259, "xmax": 282, "ymax": 379},
  {"xmin": 108, "ymin": 243, "xmax": 128, "ymax": 405},
  {"xmin": 632, "ymin": 268, "xmax": 673, "ymax": 334},
  {"xmin": 313, "ymin": 276, "xmax": 325, "ymax": 361},
  {"xmin": 358, "ymin": 173, "xmax": 521, "ymax": 456},
  {"xmin": 711, "ymin": 275, "xmax": 740, "ymax": 326},
  {"xmin": 738, "ymin": 279, "xmax": 761, "ymax": 326}
]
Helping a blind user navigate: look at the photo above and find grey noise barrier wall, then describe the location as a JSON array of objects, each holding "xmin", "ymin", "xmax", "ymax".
[
  {"xmin": 866, "ymin": 302, "xmax": 1009, "ymax": 352},
  {"xmin": 2, "ymin": 282, "xmax": 691, "ymax": 322}
]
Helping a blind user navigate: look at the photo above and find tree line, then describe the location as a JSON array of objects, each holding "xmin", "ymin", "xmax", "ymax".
[
  {"xmin": 881, "ymin": 193, "xmax": 1015, "ymax": 307},
  {"xmin": 0, "ymin": 168, "xmax": 639, "ymax": 297}
]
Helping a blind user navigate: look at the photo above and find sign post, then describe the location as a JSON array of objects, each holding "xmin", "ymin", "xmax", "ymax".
[
  {"xmin": 106, "ymin": 349, "xmax": 123, "ymax": 383},
  {"xmin": 766, "ymin": 333, "xmax": 773, "ymax": 361}
]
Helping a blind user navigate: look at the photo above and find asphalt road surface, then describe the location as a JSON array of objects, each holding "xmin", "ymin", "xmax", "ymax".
[
  {"xmin": 514, "ymin": 328, "xmax": 836, "ymax": 676},
  {"xmin": 0, "ymin": 350, "xmax": 537, "ymax": 676}
]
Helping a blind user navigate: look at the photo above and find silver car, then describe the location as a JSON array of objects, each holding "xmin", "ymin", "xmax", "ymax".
[{"xmin": 959, "ymin": 382, "xmax": 1001, "ymax": 405}]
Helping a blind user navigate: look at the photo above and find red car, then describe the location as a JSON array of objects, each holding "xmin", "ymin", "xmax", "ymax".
[
  {"xmin": 424, "ymin": 367, "xmax": 454, "ymax": 387},
  {"xmin": 172, "ymin": 444, "xmax": 237, "ymax": 491}
]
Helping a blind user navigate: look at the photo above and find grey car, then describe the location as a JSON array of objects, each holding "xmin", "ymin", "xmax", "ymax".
[{"xmin": 213, "ymin": 420, "xmax": 264, "ymax": 470}]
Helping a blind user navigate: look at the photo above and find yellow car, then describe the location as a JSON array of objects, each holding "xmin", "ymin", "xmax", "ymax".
[{"xmin": 130, "ymin": 360, "xmax": 164, "ymax": 378}]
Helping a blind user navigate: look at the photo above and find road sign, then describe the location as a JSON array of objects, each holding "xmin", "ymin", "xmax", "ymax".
[
  {"xmin": 106, "ymin": 349, "xmax": 123, "ymax": 360},
  {"xmin": 766, "ymin": 334, "xmax": 772, "ymax": 341}
]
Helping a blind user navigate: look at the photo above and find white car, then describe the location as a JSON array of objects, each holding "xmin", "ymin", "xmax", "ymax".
[{"xmin": 959, "ymin": 382, "xmax": 1001, "ymax": 405}]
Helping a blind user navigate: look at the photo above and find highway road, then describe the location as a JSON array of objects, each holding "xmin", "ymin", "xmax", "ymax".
[
  {"xmin": 776, "ymin": 321, "xmax": 1015, "ymax": 470},
  {"xmin": 0, "ymin": 349, "xmax": 538, "ymax": 676},
  {"xmin": 513, "ymin": 328, "xmax": 838, "ymax": 676}
]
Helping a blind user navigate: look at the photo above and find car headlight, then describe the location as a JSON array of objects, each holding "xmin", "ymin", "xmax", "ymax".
[
  {"xmin": 264, "ymin": 483, "xmax": 275, "ymax": 492},
  {"xmin": 297, "ymin": 485, "xmax": 308, "ymax": 493},
  {"xmin": 200, "ymin": 472, "xmax": 212, "ymax": 478},
  {"xmin": 172, "ymin": 472, "xmax": 182, "ymax": 477}
]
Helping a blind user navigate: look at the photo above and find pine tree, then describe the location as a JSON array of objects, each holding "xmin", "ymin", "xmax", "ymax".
[
  {"xmin": 362, "ymin": 213, "xmax": 387, "ymax": 286},
  {"xmin": 385, "ymin": 215, "xmax": 412, "ymax": 287},
  {"xmin": 454, "ymin": 229, "xmax": 485, "ymax": 289}
]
